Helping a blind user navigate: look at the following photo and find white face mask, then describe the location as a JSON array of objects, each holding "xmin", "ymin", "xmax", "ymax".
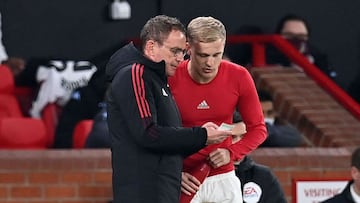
[{"xmin": 264, "ymin": 117, "xmax": 275, "ymax": 125}]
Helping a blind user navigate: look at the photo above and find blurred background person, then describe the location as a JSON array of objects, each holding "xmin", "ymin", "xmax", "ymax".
[
  {"xmin": 235, "ymin": 155, "xmax": 287, "ymax": 203},
  {"xmin": 233, "ymin": 89, "xmax": 304, "ymax": 148},
  {"xmin": 347, "ymin": 71, "xmax": 360, "ymax": 104},
  {"xmin": 0, "ymin": 12, "xmax": 7, "ymax": 63},
  {"xmin": 321, "ymin": 147, "xmax": 360, "ymax": 203},
  {"xmin": 257, "ymin": 90, "xmax": 304, "ymax": 147},
  {"xmin": 0, "ymin": 12, "xmax": 26, "ymax": 78},
  {"xmin": 267, "ymin": 14, "xmax": 338, "ymax": 82}
]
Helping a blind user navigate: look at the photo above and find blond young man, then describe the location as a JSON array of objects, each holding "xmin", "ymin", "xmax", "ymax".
[{"xmin": 169, "ymin": 16, "xmax": 267, "ymax": 203}]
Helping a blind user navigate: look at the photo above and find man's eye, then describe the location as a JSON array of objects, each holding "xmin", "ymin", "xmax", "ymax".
[
  {"xmin": 267, "ymin": 110, "xmax": 274, "ymax": 116},
  {"xmin": 170, "ymin": 49, "xmax": 177, "ymax": 54},
  {"xmin": 170, "ymin": 48, "xmax": 186, "ymax": 56}
]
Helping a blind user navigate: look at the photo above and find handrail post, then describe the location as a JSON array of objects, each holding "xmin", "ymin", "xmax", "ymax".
[{"xmin": 252, "ymin": 42, "xmax": 266, "ymax": 67}]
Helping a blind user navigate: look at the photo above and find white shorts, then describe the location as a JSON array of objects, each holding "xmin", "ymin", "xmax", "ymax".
[{"xmin": 190, "ymin": 170, "xmax": 243, "ymax": 203}]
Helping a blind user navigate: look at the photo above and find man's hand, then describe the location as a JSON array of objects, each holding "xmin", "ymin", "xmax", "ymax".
[
  {"xmin": 181, "ymin": 172, "xmax": 201, "ymax": 195},
  {"xmin": 202, "ymin": 122, "xmax": 231, "ymax": 145},
  {"xmin": 208, "ymin": 148, "xmax": 231, "ymax": 168},
  {"xmin": 231, "ymin": 122, "xmax": 246, "ymax": 144}
]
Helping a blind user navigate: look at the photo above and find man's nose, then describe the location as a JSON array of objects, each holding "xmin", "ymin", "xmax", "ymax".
[{"xmin": 206, "ymin": 57, "xmax": 215, "ymax": 67}]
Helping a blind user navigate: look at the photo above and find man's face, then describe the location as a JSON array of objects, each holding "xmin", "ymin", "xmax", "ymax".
[
  {"xmin": 281, "ymin": 20, "xmax": 309, "ymax": 53},
  {"xmin": 280, "ymin": 20, "xmax": 309, "ymax": 41},
  {"xmin": 351, "ymin": 166, "xmax": 360, "ymax": 192},
  {"xmin": 152, "ymin": 30, "xmax": 187, "ymax": 76},
  {"xmin": 261, "ymin": 101, "xmax": 275, "ymax": 125},
  {"xmin": 188, "ymin": 39, "xmax": 225, "ymax": 83}
]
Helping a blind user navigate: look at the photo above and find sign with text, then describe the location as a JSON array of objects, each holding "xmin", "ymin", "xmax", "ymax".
[{"xmin": 293, "ymin": 179, "xmax": 349, "ymax": 203}]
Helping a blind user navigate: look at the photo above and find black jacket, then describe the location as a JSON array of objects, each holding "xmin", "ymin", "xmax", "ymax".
[
  {"xmin": 235, "ymin": 156, "xmax": 287, "ymax": 203},
  {"xmin": 106, "ymin": 43, "xmax": 207, "ymax": 203},
  {"xmin": 321, "ymin": 181, "xmax": 355, "ymax": 203},
  {"xmin": 85, "ymin": 103, "xmax": 110, "ymax": 148},
  {"xmin": 266, "ymin": 44, "xmax": 337, "ymax": 81},
  {"xmin": 348, "ymin": 72, "xmax": 360, "ymax": 104}
]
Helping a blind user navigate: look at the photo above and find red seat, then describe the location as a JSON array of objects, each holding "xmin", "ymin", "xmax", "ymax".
[
  {"xmin": 41, "ymin": 103, "xmax": 62, "ymax": 147},
  {"xmin": 0, "ymin": 117, "xmax": 48, "ymax": 149},
  {"xmin": 14, "ymin": 87, "xmax": 37, "ymax": 117},
  {"xmin": 0, "ymin": 64, "xmax": 15, "ymax": 94},
  {"xmin": 72, "ymin": 119, "xmax": 93, "ymax": 148},
  {"xmin": 0, "ymin": 94, "xmax": 23, "ymax": 118}
]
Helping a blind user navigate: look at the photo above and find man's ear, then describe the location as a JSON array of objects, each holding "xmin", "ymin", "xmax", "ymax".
[
  {"xmin": 351, "ymin": 166, "xmax": 360, "ymax": 180},
  {"xmin": 186, "ymin": 42, "xmax": 191, "ymax": 56},
  {"xmin": 144, "ymin": 40, "xmax": 156, "ymax": 57}
]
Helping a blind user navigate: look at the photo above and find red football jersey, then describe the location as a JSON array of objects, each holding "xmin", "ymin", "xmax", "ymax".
[{"xmin": 169, "ymin": 59, "xmax": 267, "ymax": 176}]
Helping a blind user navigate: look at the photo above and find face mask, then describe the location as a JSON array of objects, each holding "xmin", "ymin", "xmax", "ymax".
[
  {"xmin": 287, "ymin": 38, "xmax": 309, "ymax": 55},
  {"xmin": 264, "ymin": 117, "xmax": 275, "ymax": 125}
]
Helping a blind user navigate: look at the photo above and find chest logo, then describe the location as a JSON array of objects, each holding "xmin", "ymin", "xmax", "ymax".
[
  {"xmin": 197, "ymin": 100, "xmax": 210, "ymax": 109},
  {"xmin": 162, "ymin": 88, "xmax": 168, "ymax": 97}
]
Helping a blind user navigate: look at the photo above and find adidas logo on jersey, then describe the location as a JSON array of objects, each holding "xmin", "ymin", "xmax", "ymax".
[{"xmin": 197, "ymin": 100, "xmax": 210, "ymax": 109}]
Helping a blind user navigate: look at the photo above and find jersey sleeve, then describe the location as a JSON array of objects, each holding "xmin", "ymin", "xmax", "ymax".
[{"xmin": 228, "ymin": 69, "xmax": 267, "ymax": 161}]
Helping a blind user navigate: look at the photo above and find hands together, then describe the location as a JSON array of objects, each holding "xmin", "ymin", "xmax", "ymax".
[
  {"xmin": 181, "ymin": 122, "xmax": 243, "ymax": 196},
  {"xmin": 202, "ymin": 122, "xmax": 231, "ymax": 145}
]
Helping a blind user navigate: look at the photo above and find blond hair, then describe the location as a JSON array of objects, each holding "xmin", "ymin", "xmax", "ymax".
[{"xmin": 187, "ymin": 16, "xmax": 226, "ymax": 44}]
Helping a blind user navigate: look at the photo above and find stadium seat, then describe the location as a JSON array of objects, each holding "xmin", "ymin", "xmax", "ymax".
[
  {"xmin": 41, "ymin": 103, "xmax": 62, "ymax": 147},
  {"xmin": 73, "ymin": 119, "xmax": 94, "ymax": 148},
  {"xmin": 0, "ymin": 94, "xmax": 23, "ymax": 118},
  {"xmin": 0, "ymin": 117, "xmax": 48, "ymax": 149},
  {"xmin": 14, "ymin": 87, "xmax": 37, "ymax": 117},
  {"xmin": 0, "ymin": 64, "xmax": 15, "ymax": 94}
]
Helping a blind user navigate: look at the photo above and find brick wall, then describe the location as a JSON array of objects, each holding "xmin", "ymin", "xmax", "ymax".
[
  {"xmin": 0, "ymin": 150, "xmax": 112, "ymax": 203},
  {"xmin": 251, "ymin": 67, "xmax": 360, "ymax": 147},
  {"xmin": 0, "ymin": 148, "xmax": 354, "ymax": 203},
  {"xmin": 252, "ymin": 147, "xmax": 353, "ymax": 203}
]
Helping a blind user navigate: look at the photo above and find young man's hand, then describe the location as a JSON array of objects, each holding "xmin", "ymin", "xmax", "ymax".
[{"xmin": 231, "ymin": 122, "xmax": 246, "ymax": 144}]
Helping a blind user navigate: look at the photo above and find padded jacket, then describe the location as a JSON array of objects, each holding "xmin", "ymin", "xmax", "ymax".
[
  {"xmin": 321, "ymin": 181, "xmax": 355, "ymax": 203},
  {"xmin": 106, "ymin": 43, "xmax": 207, "ymax": 203},
  {"xmin": 235, "ymin": 156, "xmax": 287, "ymax": 203}
]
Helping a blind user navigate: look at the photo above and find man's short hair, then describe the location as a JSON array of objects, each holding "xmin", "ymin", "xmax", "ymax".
[
  {"xmin": 275, "ymin": 13, "xmax": 311, "ymax": 36},
  {"xmin": 351, "ymin": 147, "xmax": 360, "ymax": 169},
  {"xmin": 140, "ymin": 15, "xmax": 185, "ymax": 50},
  {"xmin": 258, "ymin": 89, "xmax": 272, "ymax": 102},
  {"xmin": 187, "ymin": 16, "xmax": 226, "ymax": 44}
]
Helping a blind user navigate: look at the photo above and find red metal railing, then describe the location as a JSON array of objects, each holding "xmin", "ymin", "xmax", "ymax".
[{"xmin": 227, "ymin": 34, "xmax": 360, "ymax": 120}]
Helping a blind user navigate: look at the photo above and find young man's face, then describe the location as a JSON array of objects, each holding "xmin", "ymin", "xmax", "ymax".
[
  {"xmin": 153, "ymin": 30, "xmax": 187, "ymax": 77},
  {"xmin": 188, "ymin": 38, "xmax": 225, "ymax": 83}
]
